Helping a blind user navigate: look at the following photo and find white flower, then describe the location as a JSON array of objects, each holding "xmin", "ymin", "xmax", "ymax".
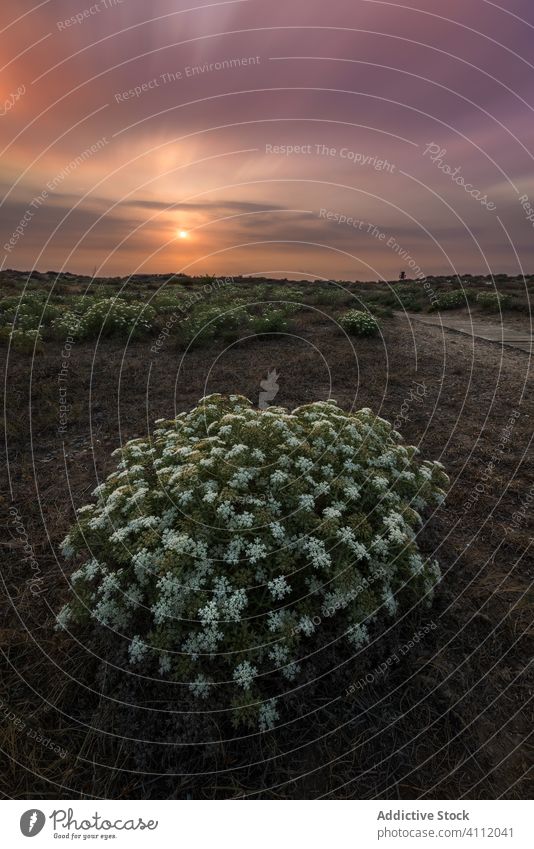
[
  {"xmin": 128, "ymin": 635, "xmax": 148, "ymax": 664},
  {"xmin": 159, "ymin": 653, "xmax": 172, "ymax": 675},
  {"xmin": 267, "ymin": 610, "xmax": 284, "ymax": 631},
  {"xmin": 229, "ymin": 468, "xmax": 255, "ymax": 489},
  {"xmin": 337, "ymin": 527, "xmax": 369, "ymax": 560},
  {"xmin": 224, "ymin": 538, "xmax": 244, "ymax": 565},
  {"xmin": 216, "ymin": 501, "xmax": 234, "ymax": 522},
  {"xmin": 382, "ymin": 587, "xmax": 398, "ymax": 617},
  {"xmin": 270, "ymin": 470, "xmax": 288, "ymax": 487},
  {"xmin": 269, "ymin": 521, "xmax": 285, "ymax": 540},
  {"xmin": 233, "ymin": 511, "xmax": 255, "ymax": 529},
  {"xmin": 373, "ymin": 475, "xmax": 389, "ymax": 491},
  {"xmin": 199, "ymin": 600, "xmax": 219, "ymax": 625},
  {"xmin": 224, "ymin": 589, "xmax": 248, "ymax": 620},
  {"xmin": 323, "ymin": 506, "xmax": 341, "ymax": 519},
  {"xmin": 348, "ymin": 623, "xmax": 369, "ymax": 648},
  {"xmin": 233, "ymin": 661, "xmax": 257, "ymax": 690},
  {"xmin": 295, "ymin": 457, "xmax": 313, "ymax": 473},
  {"xmin": 297, "ymin": 615, "xmax": 316, "ymax": 636},
  {"xmin": 268, "ymin": 575, "xmax": 291, "ymax": 600},
  {"xmin": 246, "ymin": 539, "xmax": 268, "ymax": 564},
  {"xmin": 55, "ymin": 604, "xmax": 71, "ymax": 630},
  {"xmin": 304, "ymin": 536, "xmax": 331, "ymax": 569},
  {"xmin": 282, "ymin": 661, "xmax": 300, "ymax": 680},
  {"xmin": 268, "ymin": 644, "xmax": 289, "ymax": 666},
  {"xmin": 190, "ymin": 674, "xmax": 211, "ymax": 698},
  {"xmin": 258, "ymin": 699, "xmax": 279, "ymax": 731},
  {"xmin": 298, "ymin": 493, "xmax": 315, "ymax": 511},
  {"xmin": 371, "ymin": 537, "xmax": 389, "ymax": 556}
]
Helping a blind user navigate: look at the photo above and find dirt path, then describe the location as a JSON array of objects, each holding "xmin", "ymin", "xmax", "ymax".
[{"xmin": 398, "ymin": 311, "xmax": 533, "ymax": 353}]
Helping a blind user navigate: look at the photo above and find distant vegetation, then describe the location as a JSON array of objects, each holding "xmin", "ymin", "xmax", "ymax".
[{"xmin": 0, "ymin": 270, "xmax": 531, "ymax": 353}]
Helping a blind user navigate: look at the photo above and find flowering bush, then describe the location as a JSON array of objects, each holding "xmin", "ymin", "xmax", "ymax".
[
  {"xmin": 390, "ymin": 285, "xmax": 424, "ymax": 312},
  {"xmin": 250, "ymin": 307, "xmax": 290, "ymax": 334},
  {"xmin": 0, "ymin": 293, "xmax": 61, "ymax": 333},
  {"xmin": 51, "ymin": 298, "xmax": 155, "ymax": 340},
  {"xmin": 476, "ymin": 292, "xmax": 512, "ymax": 311},
  {"xmin": 340, "ymin": 309, "xmax": 380, "ymax": 336},
  {"xmin": 430, "ymin": 289, "xmax": 473, "ymax": 311},
  {"xmin": 57, "ymin": 395, "xmax": 448, "ymax": 730},
  {"xmin": 0, "ymin": 326, "xmax": 44, "ymax": 353},
  {"xmin": 175, "ymin": 301, "xmax": 295, "ymax": 347},
  {"xmin": 175, "ymin": 301, "xmax": 250, "ymax": 347}
]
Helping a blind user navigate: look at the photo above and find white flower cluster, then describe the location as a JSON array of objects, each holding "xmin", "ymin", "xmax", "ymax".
[
  {"xmin": 51, "ymin": 298, "xmax": 155, "ymax": 341},
  {"xmin": 340, "ymin": 309, "xmax": 380, "ymax": 337},
  {"xmin": 56, "ymin": 395, "xmax": 448, "ymax": 730}
]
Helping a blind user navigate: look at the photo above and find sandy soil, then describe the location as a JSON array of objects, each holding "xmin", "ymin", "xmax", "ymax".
[{"xmin": 1, "ymin": 309, "xmax": 532, "ymax": 799}]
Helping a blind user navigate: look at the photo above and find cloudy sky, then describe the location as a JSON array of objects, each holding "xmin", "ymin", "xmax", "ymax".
[{"xmin": 1, "ymin": 0, "xmax": 534, "ymax": 279}]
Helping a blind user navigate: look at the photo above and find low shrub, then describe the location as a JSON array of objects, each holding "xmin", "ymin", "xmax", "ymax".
[
  {"xmin": 0, "ymin": 327, "xmax": 44, "ymax": 353},
  {"xmin": 250, "ymin": 308, "xmax": 290, "ymax": 334},
  {"xmin": 365, "ymin": 303, "xmax": 394, "ymax": 319},
  {"xmin": 50, "ymin": 298, "xmax": 155, "ymax": 341},
  {"xmin": 430, "ymin": 289, "xmax": 474, "ymax": 311},
  {"xmin": 476, "ymin": 292, "xmax": 512, "ymax": 311},
  {"xmin": 305, "ymin": 287, "xmax": 351, "ymax": 306},
  {"xmin": 340, "ymin": 309, "xmax": 380, "ymax": 336},
  {"xmin": 176, "ymin": 302, "xmax": 249, "ymax": 347},
  {"xmin": 0, "ymin": 293, "xmax": 62, "ymax": 333},
  {"xmin": 57, "ymin": 395, "xmax": 448, "ymax": 731}
]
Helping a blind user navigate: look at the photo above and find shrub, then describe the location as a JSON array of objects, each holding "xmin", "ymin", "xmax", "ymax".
[
  {"xmin": 0, "ymin": 293, "xmax": 61, "ymax": 333},
  {"xmin": 476, "ymin": 292, "xmax": 512, "ymax": 311},
  {"xmin": 365, "ymin": 303, "xmax": 394, "ymax": 319},
  {"xmin": 390, "ymin": 286, "xmax": 425, "ymax": 312},
  {"xmin": 340, "ymin": 309, "xmax": 380, "ymax": 336},
  {"xmin": 305, "ymin": 287, "xmax": 351, "ymax": 306},
  {"xmin": 250, "ymin": 308, "xmax": 290, "ymax": 334},
  {"xmin": 0, "ymin": 327, "xmax": 44, "ymax": 353},
  {"xmin": 430, "ymin": 289, "xmax": 473, "ymax": 311},
  {"xmin": 176, "ymin": 302, "xmax": 249, "ymax": 347},
  {"xmin": 51, "ymin": 298, "xmax": 155, "ymax": 341},
  {"xmin": 57, "ymin": 395, "xmax": 448, "ymax": 730},
  {"xmin": 151, "ymin": 293, "xmax": 186, "ymax": 314}
]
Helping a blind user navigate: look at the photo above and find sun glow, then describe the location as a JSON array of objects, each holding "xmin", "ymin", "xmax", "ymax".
[{"xmin": 177, "ymin": 230, "xmax": 189, "ymax": 239}]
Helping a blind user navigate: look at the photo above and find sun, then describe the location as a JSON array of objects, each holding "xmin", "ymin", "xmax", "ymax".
[{"xmin": 177, "ymin": 229, "xmax": 189, "ymax": 239}]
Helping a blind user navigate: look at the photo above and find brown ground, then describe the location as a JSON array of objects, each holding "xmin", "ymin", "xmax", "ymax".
[{"xmin": 1, "ymin": 303, "xmax": 533, "ymax": 799}]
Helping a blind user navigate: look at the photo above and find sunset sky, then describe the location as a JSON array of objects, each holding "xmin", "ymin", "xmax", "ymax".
[{"xmin": 1, "ymin": 0, "xmax": 534, "ymax": 280}]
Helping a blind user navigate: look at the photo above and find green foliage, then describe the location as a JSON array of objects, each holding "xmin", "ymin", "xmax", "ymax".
[
  {"xmin": 51, "ymin": 298, "xmax": 155, "ymax": 340},
  {"xmin": 0, "ymin": 327, "xmax": 44, "ymax": 353},
  {"xmin": 250, "ymin": 308, "xmax": 290, "ymax": 334},
  {"xmin": 390, "ymin": 285, "xmax": 425, "ymax": 312},
  {"xmin": 430, "ymin": 289, "xmax": 474, "ymax": 311},
  {"xmin": 174, "ymin": 300, "xmax": 295, "ymax": 347},
  {"xmin": 175, "ymin": 302, "xmax": 250, "ymax": 347},
  {"xmin": 340, "ymin": 309, "xmax": 380, "ymax": 336},
  {"xmin": 150, "ymin": 292, "xmax": 187, "ymax": 314},
  {"xmin": 305, "ymin": 287, "xmax": 352, "ymax": 306},
  {"xmin": 476, "ymin": 292, "xmax": 512, "ymax": 311},
  {"xmin": 0, "ymin": 293, "xmax": 62, "ymax": 333},
  {"xmin": 365, "ymin": 303, "xmax": 394, "ymax": 319},
  {"xmin": 57, "ymin": 395, "xmax": 448, "ymax": 730}
]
